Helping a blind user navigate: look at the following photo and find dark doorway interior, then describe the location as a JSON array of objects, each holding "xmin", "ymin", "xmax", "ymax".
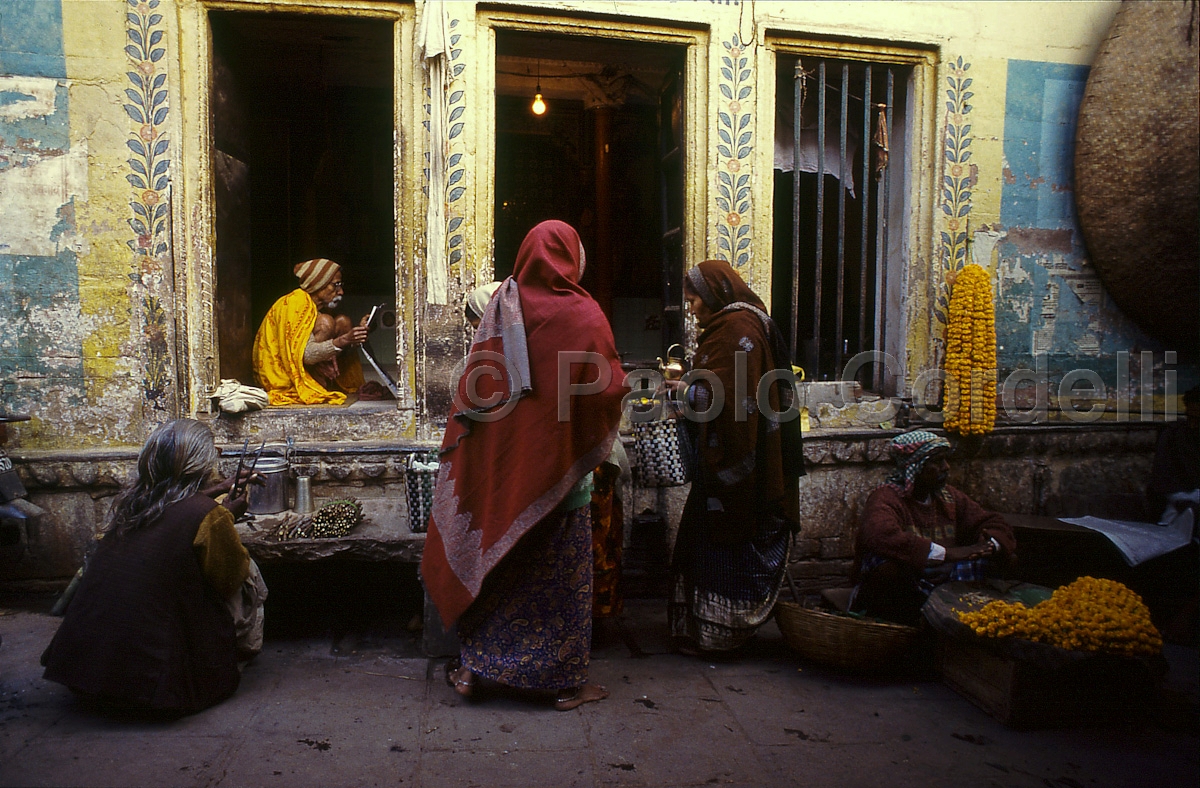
[
  {"xmin": 210, "ymin": 12, "xmax": 395, "ymax": 385},
  {"xmin": 494, "ymin": 32, "xmax": 686, "ymax": 365}
]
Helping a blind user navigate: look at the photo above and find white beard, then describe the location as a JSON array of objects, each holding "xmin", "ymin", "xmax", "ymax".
[{"xmin": 326, "ymin": 295, "xmax": 343, "ymax": 309}]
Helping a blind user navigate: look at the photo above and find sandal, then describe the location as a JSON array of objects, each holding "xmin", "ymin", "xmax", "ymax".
[{"xmin": 554, "ymin": 683, "xmax": 609, "ymax": 711}]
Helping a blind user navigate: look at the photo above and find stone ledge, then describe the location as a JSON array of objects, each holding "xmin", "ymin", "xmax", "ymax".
[
  {"xmin": 236, "ymin": 498, "xmax": 424, "ymax": 563},
  {"xmin": 8, "ymin": 423, "xmax": 1162, "ymax": 488}
]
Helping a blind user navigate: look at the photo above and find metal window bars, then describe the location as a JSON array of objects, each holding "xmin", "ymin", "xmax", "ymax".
[{"xmin": 789, "ymin": 57, "xmax": 895, "ymax": 390}]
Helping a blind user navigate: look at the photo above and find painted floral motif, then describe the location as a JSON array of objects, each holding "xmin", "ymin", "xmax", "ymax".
[
  {"xmin": 123, "ymin": 0, "xmax": 171, "ymax": 409},
  {"xmin": 424, "ymin": 18, "xmax": 467, "ymax": 269},
  {"xmin": 935, "ymin": 56, "xmax": 974, "ymax": 326},
  {"xmin": 715, "ymin": 34, "xmax": 752, "ymax": 267}
]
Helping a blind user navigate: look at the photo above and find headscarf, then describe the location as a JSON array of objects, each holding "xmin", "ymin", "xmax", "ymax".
[
  {"xmin": 293, "ymin": 258, "xmax": 340, "ymax": 294},
  {"xmin": 464, "ymin": 281, "xmax": 501, "ymax": 323},
  {"xmin": 684, "ymin": 260, "xmax": 801, "ymax": 542},
  {"xmin": 885, "ymin": 429, "xmax": 952, "ymax": 497},
  {"xmin": 421, "ymin": 221, "xmax": 626, "ymax": 627}
]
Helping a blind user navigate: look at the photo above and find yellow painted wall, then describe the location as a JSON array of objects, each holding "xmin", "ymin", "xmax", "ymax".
[{"xmin": 3, "ymin": 0, "xmax": 1138, "ymax": 449}]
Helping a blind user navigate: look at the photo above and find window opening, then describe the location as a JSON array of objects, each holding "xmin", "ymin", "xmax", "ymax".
[
  {"xmin": 210, "ymin": 12, "xmax": 396, "ymax": 393},
  {"xmin": 772, "ymin": 54, "xmax": 908, "ymax": 389}
]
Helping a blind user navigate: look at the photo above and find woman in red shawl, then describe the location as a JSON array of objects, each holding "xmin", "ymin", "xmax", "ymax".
[
  {"xmin": 668, "ymin": 260, "xmax": 803, "ymax": 653},
  {"xmin": 420, "ymin": 221, "xmax": 626, "ymax": 710}
]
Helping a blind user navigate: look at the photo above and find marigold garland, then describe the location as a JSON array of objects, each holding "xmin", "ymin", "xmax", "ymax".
[
  {"xmin": 956, "ymin": 577, "xmax": 1162, "ymax": 657},
  {"xmin": 943, "ymin": 263, "xmax": 997, "ymax": 434}
]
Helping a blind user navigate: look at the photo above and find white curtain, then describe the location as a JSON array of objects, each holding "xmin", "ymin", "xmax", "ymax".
[{"xmin": 418, "ymin": 0, "xmax": 451, "ymax": 305}]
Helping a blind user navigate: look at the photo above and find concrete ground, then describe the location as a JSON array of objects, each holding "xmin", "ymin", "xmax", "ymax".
[{"xmin": 0, "ymin": 587, "xmax": 1197, "ymax": 788}]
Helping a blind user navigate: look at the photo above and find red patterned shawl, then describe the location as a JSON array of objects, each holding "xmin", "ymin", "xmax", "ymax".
[{"xmin": 421, "ymin": 221, "xmax": 626, "ymax": 627}]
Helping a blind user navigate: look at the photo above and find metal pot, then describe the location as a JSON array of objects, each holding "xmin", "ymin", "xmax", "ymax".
[{"xmin": 247, "ymin": 454, "xmax": 290, "ymax": 514}]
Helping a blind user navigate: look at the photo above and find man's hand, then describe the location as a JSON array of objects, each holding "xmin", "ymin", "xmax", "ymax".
[
  {"xmin": 333, "ymin": 324, "xmax": 369, "ymax": 349},
  {"xmin": 943, "ymin": 540, "xmax": 995, "ymax": 563}
]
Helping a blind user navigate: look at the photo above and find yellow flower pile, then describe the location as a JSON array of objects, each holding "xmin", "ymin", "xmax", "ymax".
[
  {"xmin": 943, "ymin": 264, "xmax": 997, "ymax": 435},
  {"xmin": 957, "ymin": 577, "xmax": 1162, "ymax": 657}
]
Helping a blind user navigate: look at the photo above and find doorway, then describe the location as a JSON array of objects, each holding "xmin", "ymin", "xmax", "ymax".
[
  {"xmin": 493, "ymin": 32, "xmax": 687, "ymax": 366},
  {"xmin": 209, "ymin": 12, "xmax": 395, "ymax": 386}
]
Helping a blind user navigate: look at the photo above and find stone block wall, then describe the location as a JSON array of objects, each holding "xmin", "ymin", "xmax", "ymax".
[{"xmin": 2, "ymin": 424, "xmax": 1163, "ymax": 594}]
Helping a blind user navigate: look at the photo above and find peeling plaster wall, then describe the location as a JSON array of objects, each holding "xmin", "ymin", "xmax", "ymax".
[
  {"xmin": 6, "ymin": 0, "xmax": 1185, "ymax": 452},
  {"xmin": 1, "ymin": 0, "xmax": 1191, "ymax": 582},
  {"xmin": 992, "ymin": 59, "xmax": 1175, "ymax": 405},
  {"xmin": 0, "ymin": 1, "xmax": 91, "ymax": 439}
]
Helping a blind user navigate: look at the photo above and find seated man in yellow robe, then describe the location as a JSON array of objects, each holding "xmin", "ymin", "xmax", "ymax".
[{"xmin": 252, "ymin": 258, "xmax": 369, "ymax": 406}]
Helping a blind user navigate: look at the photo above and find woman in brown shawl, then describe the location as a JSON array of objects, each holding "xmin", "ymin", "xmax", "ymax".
[
  {"xmin": 42, "ymin": 419, "xmax": 263, "ymax": 716},
  {"xmin": 668, "ymin": 260, "xmax": 803, "ymax": 653}
]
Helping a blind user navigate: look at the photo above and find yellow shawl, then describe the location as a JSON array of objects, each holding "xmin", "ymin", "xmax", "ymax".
[{"xmin": 252, "ymin": 288, "xmax": 363, "ymax": 405}]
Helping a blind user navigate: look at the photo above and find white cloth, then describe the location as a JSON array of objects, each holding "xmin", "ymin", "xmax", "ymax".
[
  {"xmin": 1059, "ymin": 514, "xmax": 1195, "ymax": 567},
  {"xmin": 464, "ymin": 281, "xmax": 501, "ymax": 321},
  {"xmin": 226, "ymin": 557, "xmax": 268, "ymax": 658},
  {"xmin": 212, "ymin": 379, "xmax": 269, "ymax": 414},
  {"xmin": 418, "ymin": 0, "xmax": 452, "ymax": 305},
  {"xmin": 774, "ymin": 78, "xmax": 859, "ymax": 197}
]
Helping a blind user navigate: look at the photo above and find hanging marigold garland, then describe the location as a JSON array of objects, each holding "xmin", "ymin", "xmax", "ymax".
[{"xmin": 943, "ymin": 264, "xmax": 997, "ymax": 435}]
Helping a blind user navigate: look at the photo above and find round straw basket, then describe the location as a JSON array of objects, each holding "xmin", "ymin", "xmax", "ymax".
[{"xmin": 774, "ymin": 600, "xmax": 920, "ymax": 673}]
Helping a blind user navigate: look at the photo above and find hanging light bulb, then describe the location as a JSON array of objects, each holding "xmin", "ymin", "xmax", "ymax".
[{"xmin": 531, "ymin": 61, "xmax": 546, "ymax": 115}]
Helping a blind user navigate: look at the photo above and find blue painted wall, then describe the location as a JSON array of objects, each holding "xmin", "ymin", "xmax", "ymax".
[
  {"xmin": 994, "ymin": 59, "xmax": 1185, "ymax": 400},
  {"xmin": 0, "ymin": 0, "xmax": 84, "ymax": 406}
]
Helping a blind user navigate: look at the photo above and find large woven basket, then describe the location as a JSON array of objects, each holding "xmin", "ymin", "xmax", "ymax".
[{"xmin": 775, "ymin": 600, "xmax": 920, "ymax": 673}]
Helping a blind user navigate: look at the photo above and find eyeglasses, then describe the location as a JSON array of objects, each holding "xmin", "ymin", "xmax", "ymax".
[{"xmin": 329, "ymin": 281, "xmax": 345, "ymax": 291}]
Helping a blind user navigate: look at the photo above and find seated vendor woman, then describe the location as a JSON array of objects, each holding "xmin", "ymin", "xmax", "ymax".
[
  {"xmin": 851, "ymin": 430, "xmax": 1015, "ymax": 626},
  {"xmin": 252, "ymin": 257, "xmax": 370, "ymax": 406}
]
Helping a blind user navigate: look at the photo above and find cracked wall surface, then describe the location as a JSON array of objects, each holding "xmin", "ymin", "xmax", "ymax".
[{"xmin": 1, "ymin": 1, "xmax": 1195, "ymax": 582}]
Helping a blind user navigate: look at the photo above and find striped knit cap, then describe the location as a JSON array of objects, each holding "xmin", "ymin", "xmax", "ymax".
[
  {"xmin": 293, "ymin": 258, "xmax": 341, "ymax": 294},
  {"xmin": 885, "ymin": 429, "xmax": 951, "ymax": 497}
]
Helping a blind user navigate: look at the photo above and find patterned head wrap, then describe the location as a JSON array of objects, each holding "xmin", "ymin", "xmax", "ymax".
[
  {"xmin": 293, "ymin": 258, "xmax": 341, "ymax": 294},
  {"xmin": 885, "ymin": 429, "xmax": 952, "ymax": 496}
]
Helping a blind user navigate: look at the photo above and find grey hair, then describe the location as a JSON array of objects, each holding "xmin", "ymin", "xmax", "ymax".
[{"xmin": 104, "ymin": 419, "xmax": 219, "ymax": 536}]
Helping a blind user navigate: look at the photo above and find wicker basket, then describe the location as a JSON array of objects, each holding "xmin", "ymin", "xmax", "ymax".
[{"xmin": 775, "ymin": 600, "xmax": 920, "ymax": 673}]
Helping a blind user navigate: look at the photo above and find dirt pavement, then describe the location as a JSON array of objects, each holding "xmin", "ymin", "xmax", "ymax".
[{"xmin": 0, "ymin": 594, "xmax": 1196, "ymax": 788}]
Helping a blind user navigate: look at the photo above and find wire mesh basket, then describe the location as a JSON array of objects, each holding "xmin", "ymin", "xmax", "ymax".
[
  {"xmin": 630, "ymin": 399, "xmax": 692, "ymax": 488},
  {"xmin": 404, "ymin": 451, "xmax": 438, "ymax": 534}
]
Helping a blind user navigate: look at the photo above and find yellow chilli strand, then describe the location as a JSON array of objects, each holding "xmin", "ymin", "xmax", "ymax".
[
  {"xmin": 957, "ymin": 577, "xmax": 1162, "ymax": 657},
  {"xmin": 943, "ymin": 264, "xmax": 997, "ymax": 434}
]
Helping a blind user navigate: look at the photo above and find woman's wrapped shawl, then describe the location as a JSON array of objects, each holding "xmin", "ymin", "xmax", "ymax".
[
  {"xmin": 686, "ymin": 260, "xmax": 803, "ymax": 544},
  {"xmin": 421, "ymin": 221, "xmax": 626, "ymax": 627}
]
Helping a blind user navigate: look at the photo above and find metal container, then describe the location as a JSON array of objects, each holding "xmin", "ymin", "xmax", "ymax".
[
  {"xmin": 247, "ymin": 454, "xmax": 290, "ymax": 514},
  {"xmin": 293, "ymin": 475, "xmax": 314, "ymax": 514}
]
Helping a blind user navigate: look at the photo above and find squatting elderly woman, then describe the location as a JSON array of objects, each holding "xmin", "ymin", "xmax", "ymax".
[
  {"xmin": 422, "ymin": 220, "xmax": 626, "ymax": 711},
  {"xmin": 42, "ymin": 419, "xmax": 266, "ymax": 716},
  {"xmin": 668, "ymin": 259, "xmax": 804, "ymax": 654}
]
